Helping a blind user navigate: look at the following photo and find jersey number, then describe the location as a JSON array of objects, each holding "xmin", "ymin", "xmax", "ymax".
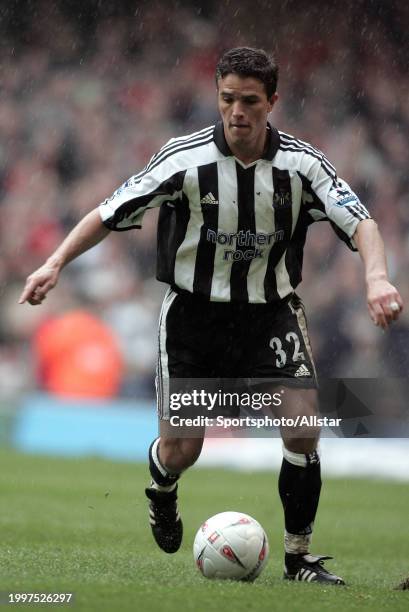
[{"xmin": 269, "ymin": 332, "xmax": 305, "ymax": 368}]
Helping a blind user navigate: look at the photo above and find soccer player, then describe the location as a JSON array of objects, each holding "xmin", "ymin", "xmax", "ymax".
[{"xmin": 20, "ymin": 47, "xmax": 403, "ymax": 585}]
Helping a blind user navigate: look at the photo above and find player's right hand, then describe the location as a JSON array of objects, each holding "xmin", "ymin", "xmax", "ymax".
[{"xmin": 18, "ymin": 263, "xmax": 60, "ymax": 306}]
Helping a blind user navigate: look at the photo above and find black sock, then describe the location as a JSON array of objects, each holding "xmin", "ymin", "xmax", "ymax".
[
  {"xmin": 148, "ymin": 438, "xmax": 180, "ymax": 488},
  {"xmin": 278, "ymin": 450, "xmax": 321, "ymax": 552}
]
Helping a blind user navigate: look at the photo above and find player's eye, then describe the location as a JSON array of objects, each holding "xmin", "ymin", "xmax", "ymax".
[{"xmin": 221, "ymin": 95, "xmax": 234, "ymax": 103}]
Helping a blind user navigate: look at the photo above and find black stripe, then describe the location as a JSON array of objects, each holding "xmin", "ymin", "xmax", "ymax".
[
  {"xmin": 355, "ymin": 202, "xmax": 371, "ymax": 218},
  {"xmin": 279, "ymin": 133, "xmax": 337, "ymax": 176},
  {"xmin": 193, "ymin": 163, "xmax": 219, "ymax": 298},
  {"xmin": 134, "ymin": 136, "xmax": 214, "ymax": 185},
  {"xmin": 298, "ymin": 172, "xmax": 359, "ymax": 252},
  {"xmin": 264, "ymin": 168, "xmax": 293, "ymax": 302},
  {"xmin": 230, "ymin": 163, "xmax": 256, "ymax": 302},
  {"xmin": 280, "ymin": 143, "xmax": 337, "ymax": 183},
  {"xmin": 297, "ymin": 171, "xmax": 326, "ymax": 213},
  {"xmin": 130, "ymin": 128, "xmax": 215, "ymax": 185},
  {"xmin": 285, "ymin": 208, "xmax": 312, "ymax": 289},
  {"xmin": 104, "ymin": 172, "xmax": 185, "ymax": 230},
  {"xmin": 123, "ymin": 133, "xmax": 214, "ymax": 190},
  {"xmin": 358, "ymin": 204, "xmax": 370, "ymax": 218},
  {"xmin": 156, "ymin": 172, "xmax": 190, "ymax": 284},
  {"xmin": 150, "ymin": 126, "xmax": 214, "ymax": 161},
  {"xmin": 345, "ymin": 205, "xmax": 362, "ymax": 220},
  {"xmin": 145, "ymin": 128, "xmax": 215, "ymax": 174}
]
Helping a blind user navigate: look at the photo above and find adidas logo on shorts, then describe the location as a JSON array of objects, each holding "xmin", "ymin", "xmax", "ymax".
[
  {"xmin": 200, "ymin": 192, "xmax": 218, "ymax": 205},
  {"xmin": 294, "ymin": 364, "xmax": 311, "ymax": 377}
]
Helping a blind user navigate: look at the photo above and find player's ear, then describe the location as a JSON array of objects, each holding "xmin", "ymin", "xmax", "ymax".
[{"xmin": 268, "ymin": 93, "xmax": 279, "ymax": 112}]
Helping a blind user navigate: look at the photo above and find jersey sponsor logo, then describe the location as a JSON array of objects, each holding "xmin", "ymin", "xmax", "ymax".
[
  {"xmin": 223, "ymin": 249, "xmax": 262, "ymax": 261},
  {"xmin": 206, "ymin": 229, "xmax": 284, "ymax": 247},
  {"xmin": 200, "ymin": 192, "xmax": 218, "ymax": 206},
  {"xmin": 329, "ymin": 187, "xmax": 359, "ymax": 207},
  {"xmin": 206, "ymin": 229, "xmax": 284, "ymax": 263}
]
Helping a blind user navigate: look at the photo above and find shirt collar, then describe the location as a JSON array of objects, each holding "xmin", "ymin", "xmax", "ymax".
[{"xmin": 213, "ymin": 120, "xmax": 280, "ymax": 161}]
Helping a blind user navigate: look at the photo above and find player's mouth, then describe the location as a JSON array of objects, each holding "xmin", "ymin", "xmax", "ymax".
[{"xmin": 230, "ymin": 124, "xmax": 250, "ymax": 129}]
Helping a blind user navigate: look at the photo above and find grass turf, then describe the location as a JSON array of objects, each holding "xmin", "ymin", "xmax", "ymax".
[{"xmin": 0, "ymin": 448, "xmax": 408, "ymax": 611}]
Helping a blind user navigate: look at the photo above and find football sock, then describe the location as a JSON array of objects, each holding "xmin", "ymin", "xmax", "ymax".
[
  {"xmin": 148, "ymin": 437, "xmax": 180, "ymax": 492},
  {"xmin": 278, "ymin": 446, "xmax": 321, "ymax": 554}
]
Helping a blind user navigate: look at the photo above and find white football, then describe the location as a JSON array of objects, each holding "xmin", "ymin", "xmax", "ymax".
[{"xmin": 193, "ymin": 511, "xmax": 269, "ymax": 581}]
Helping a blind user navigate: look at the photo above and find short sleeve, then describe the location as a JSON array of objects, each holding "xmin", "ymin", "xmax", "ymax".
[
  {"xmin": 299, "ymin": 152, "xmax": 371, "ymax": 251},
  {"xmin": 99, "ymin": 148, "xmax": 186, "ymax": 231}
]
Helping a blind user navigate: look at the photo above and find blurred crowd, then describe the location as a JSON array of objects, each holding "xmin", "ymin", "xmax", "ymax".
[{"xmin": 1, "ymin": 0, "xmax": 408, "ymax": 399}]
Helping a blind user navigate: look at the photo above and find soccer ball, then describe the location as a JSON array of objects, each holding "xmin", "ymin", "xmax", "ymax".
[{"xmin": 193, "ymin": 511, "xmax": 269, "ymax": 581}]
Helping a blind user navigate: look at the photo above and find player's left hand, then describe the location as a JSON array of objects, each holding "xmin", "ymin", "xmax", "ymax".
[{"xmin": 366, "ymin": 279, "xmax": 403, "ymax": 329}]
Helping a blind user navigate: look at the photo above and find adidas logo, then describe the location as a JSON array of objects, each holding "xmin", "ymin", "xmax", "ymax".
[
  {"xmin": 200, "ymin": 192, "xmax": 218, "ymax": 206},
  {"xmin": 294, "ymin": 364, "xmax": 311, "ymax": 377}
]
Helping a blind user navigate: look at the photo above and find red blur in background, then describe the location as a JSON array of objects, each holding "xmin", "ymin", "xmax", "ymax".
[{"xmin": 34, "ymin": 310, "xmax": 124, "ymax": 399}]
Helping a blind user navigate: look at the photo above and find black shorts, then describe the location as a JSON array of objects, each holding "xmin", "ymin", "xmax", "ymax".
[{"xmin": 156, "ymin": 289, "xmax": 317, "ymax": 419}]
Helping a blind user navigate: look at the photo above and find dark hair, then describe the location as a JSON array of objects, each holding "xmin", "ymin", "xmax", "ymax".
[{"xmin": 215, "ymin": 47, "xmax": 278, "ymax": 98}]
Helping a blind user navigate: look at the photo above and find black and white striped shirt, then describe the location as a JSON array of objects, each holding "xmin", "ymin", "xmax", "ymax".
[{"xmin": 99, "ymin": 122, "xmax": 371, "ymax": 303}]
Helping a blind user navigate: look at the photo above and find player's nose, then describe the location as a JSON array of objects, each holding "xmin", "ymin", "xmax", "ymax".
[{"xmin": 231, "ymin": 101, "xmax": 245, "ymax": 117}]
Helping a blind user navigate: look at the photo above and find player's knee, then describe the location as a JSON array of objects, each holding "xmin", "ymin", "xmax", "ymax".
[
  {"xmin": 283, "ymin": 432, "xmax": 320, "ymax": 455},
  {"xmin": 159, "ymin": 437, "xmax": 203, "ymax": 472}
]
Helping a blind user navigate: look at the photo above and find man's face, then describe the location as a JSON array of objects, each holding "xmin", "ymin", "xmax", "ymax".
[{"xmin": 217, "ymin": 74, "xmax": 278, "ymax": 152}]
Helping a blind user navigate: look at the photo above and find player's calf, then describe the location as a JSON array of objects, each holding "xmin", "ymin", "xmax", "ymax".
[
  {"xmin": 145, "ymin": 436, "xmax": 203, "ymax": 553},
  {"xmin": 146, "ymin": 438, "xmax": 183, "ymax": 553}
]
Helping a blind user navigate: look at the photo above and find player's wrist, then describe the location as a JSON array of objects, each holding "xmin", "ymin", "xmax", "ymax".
[
  {"xmin": 365, "ymin": 271, "xmax": 388, "ymax": 284},
  {"xmin": 45, "ymin": 254, "xmax": 65, "ymax": 272}
]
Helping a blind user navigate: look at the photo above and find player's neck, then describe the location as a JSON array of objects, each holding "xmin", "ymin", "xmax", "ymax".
[{"xmin": 226, "ymin": 132, "xmax": 268, "ymax": 166}]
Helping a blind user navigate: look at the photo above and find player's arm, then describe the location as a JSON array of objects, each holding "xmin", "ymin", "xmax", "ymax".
[
  {"xmin": 19, "ymin": 208, "xmax": 110, "ymax": 306},
  {"xmin": 353, "ymin": 218, "xmax": 403, "ymax": 329}
]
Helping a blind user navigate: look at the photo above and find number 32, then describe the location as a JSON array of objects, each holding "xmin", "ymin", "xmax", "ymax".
[{"xmin": 269, "ymin": 332, "xmax": 305, "ymax": 368}]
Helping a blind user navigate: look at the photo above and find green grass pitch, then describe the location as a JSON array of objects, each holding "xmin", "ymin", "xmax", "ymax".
[{"xmin": 0, "ymin": 448, "xmax": 408, "ymax": 611}]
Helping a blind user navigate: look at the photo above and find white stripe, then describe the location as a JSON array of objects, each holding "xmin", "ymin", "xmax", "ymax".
[
  {"xmin": 279, "ymin": 132, "xmax": 337, "ymax": 177},
  {"xmin": 157, "ymin": 288, "xmax": 178, "ymax": 419},
  {"xmin": 246, "ymin": 162, "xmax": 274, "ymax": 303},
  {"xmin": 174, "ymin": 166, "xmax": 203, "ymax": 292},
  {"xmin": 279, "ymin": 143, "xmax": 337, "ymax": 181},
  {"xmin": 307, "ymin": 571, "xmax": 316, "ymax": 582},
  {"xmin": 151, "ymin": 438, "xmax": 167, "ymax": 478},
  {"xmin": 288, "ymin": 299, "xmax": 317, "ymax": 378},
  {"xmin": 148, "ymin": 126, "xmax": 214, "ymax": 164},
  {"xmin": 99, "ymin": 176, "xmax": 183, "ymax": 230},
  {"xmin": 283, "ymin": 447, "xmax": 307, "ymax": 467},
  {"xmin": 142, "ymin": 133, "xmax": 215, "ymax": 180},
  {"xmin": 274, "ymin": 252, "xmax": 293, "ymax": 300},
  {"xmin": 210, "ymin": 158, "xmax": 238, "ymax": 301},
  {"xmin": 131, "ymin": 127, "xmax": 215, "ymax": 184}
]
